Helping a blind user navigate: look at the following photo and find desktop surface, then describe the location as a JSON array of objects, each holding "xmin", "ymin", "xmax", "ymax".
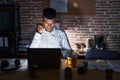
[{"xmin": 0, "ymin": 59, "xmax": 120, "ymax": 80}]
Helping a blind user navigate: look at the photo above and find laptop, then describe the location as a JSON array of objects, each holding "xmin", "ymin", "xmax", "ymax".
[{"xmin": 27, "ymin": 48, "xmax": 61, "ymax": 69}]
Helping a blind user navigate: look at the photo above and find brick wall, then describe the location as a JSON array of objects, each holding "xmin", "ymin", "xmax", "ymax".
[{"xmin": 14, "ymin": 0, "xmax": 120, "ymax": 52}]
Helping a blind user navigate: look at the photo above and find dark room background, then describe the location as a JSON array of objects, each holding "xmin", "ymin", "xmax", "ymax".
[{"xmin": 11, "ymin": 0, "xmax": 120, "ymax": 53}]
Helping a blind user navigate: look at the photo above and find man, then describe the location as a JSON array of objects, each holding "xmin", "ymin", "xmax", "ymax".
[{"xmin": 29, "ymin": 8, "xmax": 72, "ymax": 58}]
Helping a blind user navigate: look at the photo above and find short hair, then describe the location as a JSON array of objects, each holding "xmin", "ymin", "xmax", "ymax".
[{"xmin": 43, "ymin": 8, "xmax": 56, "ymax": 19}]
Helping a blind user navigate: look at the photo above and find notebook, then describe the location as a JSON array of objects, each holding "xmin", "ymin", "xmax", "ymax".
[{"xmin": 27, "ymin": 48, "xmax": 61, "ymax": 69}]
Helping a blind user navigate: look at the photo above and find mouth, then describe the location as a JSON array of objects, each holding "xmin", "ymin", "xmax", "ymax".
[{"xmin": 46, "ymin": 28, "xmax": 52, "ymax": 32}]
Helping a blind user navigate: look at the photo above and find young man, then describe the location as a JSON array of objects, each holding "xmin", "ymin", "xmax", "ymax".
[{"xmin": 29, "ymin": 8, "xmax": 72, "ymax": 58}]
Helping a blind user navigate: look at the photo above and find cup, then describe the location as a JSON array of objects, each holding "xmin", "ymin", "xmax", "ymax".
[
  {"xmin": 83, "ymin": 62, "xmax": 88, "ymax": 71},
  {"xmin": 105, "ymin": 69, "xmax": 114, "ymax": 80},
  {"xmin": 64, "ymin": 67, "xmax": 72, "ymax": 80},
  {"xmin": 67, "ymin": 54, "xmax": 77, "ymax": 68},
  {"xmin": 77, "ymin": 62, "xmax": 88, "ymax": 74},
  {"xmin": 29, "ymin": 65, "xmax": 38, "ymax": 78}
]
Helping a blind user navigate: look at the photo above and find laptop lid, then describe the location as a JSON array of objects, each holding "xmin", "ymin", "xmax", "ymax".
[{"xmin": 27, "ymin": 48, "xmax": 61, "ymax": 69}]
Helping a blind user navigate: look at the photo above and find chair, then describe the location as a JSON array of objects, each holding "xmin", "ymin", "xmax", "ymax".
[{"xmin": 85, "ymin": 49, "xmax": 120, "ymax": 59}]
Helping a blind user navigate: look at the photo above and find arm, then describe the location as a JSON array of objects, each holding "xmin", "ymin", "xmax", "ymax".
[
  {"xmin": 29, "ymin": 32, "xmax": 42, "ymax": 48},
  {"xmin": 29, "ymin": 23, "xmax": 44, "ymax": 48}
]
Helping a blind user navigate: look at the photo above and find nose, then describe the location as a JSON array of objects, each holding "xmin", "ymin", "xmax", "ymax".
[{"xmin": 48, "ymin": 24, "xmax": 52, "ymax": 28}]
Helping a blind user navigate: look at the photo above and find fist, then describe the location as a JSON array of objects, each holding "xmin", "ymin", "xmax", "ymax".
[{"xmin": 36, "ymin": 23, "xmax": 44, "ymax": 33}]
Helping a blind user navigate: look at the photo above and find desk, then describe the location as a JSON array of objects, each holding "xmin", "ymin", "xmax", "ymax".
[{"xmin": 0, "ymin": 59, "xmax": 120, "ymax": 80}]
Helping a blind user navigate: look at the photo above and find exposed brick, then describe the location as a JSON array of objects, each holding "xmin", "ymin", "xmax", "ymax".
[{"xmin": 11, "ymin": 0, "xmax": 120, "ymax": 52}]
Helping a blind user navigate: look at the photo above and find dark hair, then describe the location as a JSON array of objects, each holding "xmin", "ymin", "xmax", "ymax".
[{"xmin": 43, "ymin": 8, "xmax": 56, "ymax": 19}]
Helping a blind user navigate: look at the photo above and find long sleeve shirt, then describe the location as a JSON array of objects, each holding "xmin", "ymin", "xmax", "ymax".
[{"xmin": 29, "ymin": 27, "xmax": 72, "ymax": 58}]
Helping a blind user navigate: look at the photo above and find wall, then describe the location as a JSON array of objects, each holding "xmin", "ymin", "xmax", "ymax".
[{"xmin": 14, "ymin": 0, "xmax": 120, "ymax": 52}]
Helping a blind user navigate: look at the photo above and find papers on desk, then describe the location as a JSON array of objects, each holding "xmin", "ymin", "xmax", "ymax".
[
  {"xmin": 88, "ymin": 60, "xmax": 120, "ymax": 72},
  {"xmin": 107, "ymin": 60, "xmax": 120, "ymax": 72},
  {"xmin": 0, "ymin": 59, "xmax": 28, "ymax": 73},
  {"xmin": 88, "ymin": 60, "xmax": 110, "ymax": 70},
  {"xmin": 16, "ymin": 59, "xmax": 28, "ymax": 71}
]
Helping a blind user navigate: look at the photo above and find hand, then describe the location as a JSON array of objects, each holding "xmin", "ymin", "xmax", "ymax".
[{"xmin": 37, "ymin": 24, "xmax": 44, "ymax": 34}]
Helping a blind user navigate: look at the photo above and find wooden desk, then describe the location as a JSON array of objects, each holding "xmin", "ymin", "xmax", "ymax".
[{"xmin": 0, "ymin": 59, "xmax": 120, "ymax": 80}]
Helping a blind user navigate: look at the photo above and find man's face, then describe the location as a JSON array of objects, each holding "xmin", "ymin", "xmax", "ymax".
[{"xmin": 43, "ymin": 17, "xmax": 56, "ymax": 32}]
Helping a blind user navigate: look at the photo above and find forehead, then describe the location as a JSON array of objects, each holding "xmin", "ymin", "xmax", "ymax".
[{"xmin": 43, "ymin": 17, "xmax": 56, "ymax": 23}]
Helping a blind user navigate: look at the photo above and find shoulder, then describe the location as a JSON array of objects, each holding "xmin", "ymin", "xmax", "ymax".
[
  {"xmin": 55, "ymin": 29, "xmax": 68, "ymax": 39},
  {"xmin": 55, "ymin": 29, "xmax": 66, "ymax": 35}
]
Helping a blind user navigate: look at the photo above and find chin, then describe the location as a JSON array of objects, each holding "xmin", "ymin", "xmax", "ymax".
[
  {"xmin": 46, "ymin": 29, "xmax": 53, "ymax": 32},
  {"xmin": 48, "ymin": 30, "xmax": 52, "ymax": 32}
]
